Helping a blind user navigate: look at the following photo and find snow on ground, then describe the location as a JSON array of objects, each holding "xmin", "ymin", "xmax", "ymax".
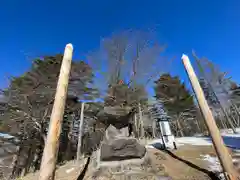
[
  {"xmin": 200, "ymin": 154, "xmax": 239, "ymax": 180},
  {"xmin": 200, "ymin": 154, "xmax": 225, "ymax": 179},
  {"xmin": 201, "ymin": 154, "xmax": 222, "ymax": 172},
  {"xmin": 176, "ymin": 130, "xmax": 240, "ymax": 150},
  {"xmin": 220, "ymin": 128, "xmax": 240, "ymax": 134},
  {"xmin": 145, "ymin": 139, "xmax": 165, "ymax": 149},
  {"xmin": 0, "ymin": 133, "xmax": 14, "ymax": 139},
  {"xmin": 176, "ymin": 137, "xmax": 212, "ymax": 146},
  {"xmin": 146, "ymin": 131, "xmax": 240, "ymax": 150},
  {"xmin": 146, "ymin": 138, "xmax": 177, "ymax": 150},
  {"xmin": 145, "ymin": 128, "xmax": 240, "ymax": 150}
]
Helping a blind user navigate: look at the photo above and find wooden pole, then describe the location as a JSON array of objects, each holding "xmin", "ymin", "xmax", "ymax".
[
  {"xmin": 182, "ymin": 54, "xmax": 238, "ymax": 180},
  {"xmin": 77, "ymin": 102, "xmax": 85, "ymax": 161},
  {"xmin": 38, "ymin": 44, "xmax": 73, "ymax": 180}
]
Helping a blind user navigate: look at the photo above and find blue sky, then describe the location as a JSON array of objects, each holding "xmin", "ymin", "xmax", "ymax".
[{"xmin": 1, "ymin": 0, "xmax": 240, "ymax": 95}]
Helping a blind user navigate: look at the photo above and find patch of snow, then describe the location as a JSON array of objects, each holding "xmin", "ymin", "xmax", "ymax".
[
  {"xmin": 0, "ymin": 133, "xmax": 14, "ymax": 139},
  {"xmin": 201, "ymin": 155, "xmax": 222, "ymax": 172},
  {"xmin": 145, "ymin": 145, "xmax": 155, "ymax": 149},
  {"xmin": 220, "ymin": 128, "xmax": 240, "ymax": 134},
  {"xmin": 146, "ymin": 139, "xmax": 176, "ymax": 150},
  {"xmin": 222, "ymin": 133, "xmax": 240, "ymax": 138},
  {"xmin": 145, "ymin": 139, "xmax": 164, "ymax": 149},
  {"xmin": 194, "ymin": 133, "xmax": 203, "ymax": 137},
  {"xmin": 147, "ymin": 130, "xmax": 240, "ymax": 150},
  {"xmin": 66, "ymin": 167, "xmax": 75, "ymax": 174},
  {"xmin": 176, "ymin": 135, "xmax": 240, "ymax": 150},
  {"xmin": 200, "ymin": 154, "xmax": 225, "ymax": 179},
  {"xmin": 232, "ymin": 149, "xmax": 240, "ymax": 154},
  {"xmin": 201, "ymin": 154, "xmax": 239, "ymax": 180},
  {"xmin": 176, "ymin": 137, "xmax": 212, "ymax": 146}
]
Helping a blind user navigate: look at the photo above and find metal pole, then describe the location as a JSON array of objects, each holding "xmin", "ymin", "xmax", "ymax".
[
  {"xmin": 38, "ymin": 44, "xmax": 73, "ymax": 180},
  {"xmin": 182, "ymin": 54, "xmax": 238, "ymax": 180}
]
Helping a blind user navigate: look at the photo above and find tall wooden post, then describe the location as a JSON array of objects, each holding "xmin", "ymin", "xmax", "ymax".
[
  {"xmin": 182, "ymin": 54, "xmax": 238, "ymax": 180},
  {"xmin": 38, "ymin": 44, "xmax": 73, "ymax": 180},
  {"xmin": 77, "ymin": 102, "xmax": 85, "ymax": 161}
]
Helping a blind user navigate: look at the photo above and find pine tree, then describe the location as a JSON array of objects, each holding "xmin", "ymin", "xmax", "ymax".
[
  {"xmin": 0, "ymin": 54, "xmax": 98, "ymax": 177},
  {"xmin": 154, "ymin": 73, "xmax": 195, "ymax": 136}
]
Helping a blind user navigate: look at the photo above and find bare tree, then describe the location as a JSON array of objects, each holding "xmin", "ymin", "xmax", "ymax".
[
  {"xmin": 87, "ymin": 31, "xmax": 168, "ymax": 140},
  {"xmin": 192, "ymin": 51, "xmax": 237, "ymax": 133},
  {"xmin": 87, "ymin": 31, "xmax": 167, "ymax": 101}
]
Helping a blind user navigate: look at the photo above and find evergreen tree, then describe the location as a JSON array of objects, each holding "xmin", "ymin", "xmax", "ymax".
[
  {"xmin": 0, "ymin": 54, "xmax": 98, "ymax": 177},
  {"xmin": 154, "ymin": 73, "xmax": 195, "ymax": 136}
]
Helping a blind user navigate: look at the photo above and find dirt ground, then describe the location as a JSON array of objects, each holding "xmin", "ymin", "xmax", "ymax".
[
  {"xmin": 149, "ymin": 145, "xmax": 220, "ymax": 180},
  {"xmin": 21, "ymin": 145, "xmax": 239, "ymax": 180}
]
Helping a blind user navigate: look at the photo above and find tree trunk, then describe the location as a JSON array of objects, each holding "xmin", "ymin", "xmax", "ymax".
[
  {"xmin": 66, "ymin": 115, "xmax": 74, "ymax": 160},
  {"xmin": 26, "ymin": 146, "xmax": 34, "ymax": 173},
  {"xmin": 77, "ymin": 102, "xmax": 85, "ymax": 161},
  {"xmin": 138, "ymin": 103, "xmax": 144, "ymax": 138},
  {"xmin": 232, "ymin": 103, "xmax": 240, "ymax": 126},
  {"xmin": 221, "ymin": 108, "xmax": 236, "ymax": 132},
  {"xmin": 218, "ymin": 112, "xmax": 227, "ymax": 129},
  {"xmin": 20, "ymin": 168, "xmax": 26, "ymax": 178},
  {"xmin": 33, "ymin": 143, "xmax": 43, "ymax": 172},
  {"xmin": 228, "ymin": 107, "xmax": 238, "ymax": 127},
  {"xmin": 222, "ymin": 85, "xmax": 240, "ymax": 124},
  {"xmin": 133, "ymin": 113, "xmax": 138, "ymax": 138},
  {"xmin": 152, "ymin": 120, "xmax": 156, "ymax": 138},
  {"xmin": 33, "ymin": 149, "xmax": 40, "ymax": 172},
  {"xmin": 10, "ymin": 132, "xmax": 25, "ymax": 179},
  {"xmin": 10, "ymin": 146, "xmax": 21, "ymax": 179},
  {"xmin": 176, "ymin": 117, "xmax": 184, "ymax": 137},
  {"xmin": 21, "ymin": 141, "xmax": 34, "ymax": 176},
  {"xmin": 194, "ymin": 56, "xmax": 236, "ymax": 133},
  {"xmin": 195, "ymin": 118, "xmax": 201, "ymax": 133},
  {"xmin": 220, "ymin": 105, "xmax": 236, "ymax": 133}
]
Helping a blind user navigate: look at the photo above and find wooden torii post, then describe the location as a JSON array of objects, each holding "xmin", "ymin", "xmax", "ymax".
[
  {"xmin": 182, "ymin": 54, "xmax": 238, "ymax": 180},
  {"xmin": 38, "ymin": 44, "xmax": 73, "ymax": 180}
]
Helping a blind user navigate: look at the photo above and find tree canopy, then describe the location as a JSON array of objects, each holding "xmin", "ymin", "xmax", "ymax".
[
  {"xmin": 154, "ymin": 73, "xmax": 194, "ymax": 116},
  {"xmin": 0, "ymin": 54, "xmax": 98, "ymax": 135},
  {"xmin": 0, "ymin": 54, "xmax": 99, "ymax": 178}
]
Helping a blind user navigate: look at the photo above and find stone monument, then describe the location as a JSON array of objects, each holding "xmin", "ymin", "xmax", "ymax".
[
  {"xmin": 96, "ymin": 106, "xmax": 147, "ymax": 161},
  {"xmin": 90, "ymin": 106, "xmax": 169, "ymax": 179}
]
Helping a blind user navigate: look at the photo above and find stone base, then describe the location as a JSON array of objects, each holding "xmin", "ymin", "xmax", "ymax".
[
  {"xmin": 100, "ymin": 138, "xmax": 146, "ymax": 161},
  {"xmin": 92, "ymin": 150, "xmax": 171, "ymax": 180}
]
